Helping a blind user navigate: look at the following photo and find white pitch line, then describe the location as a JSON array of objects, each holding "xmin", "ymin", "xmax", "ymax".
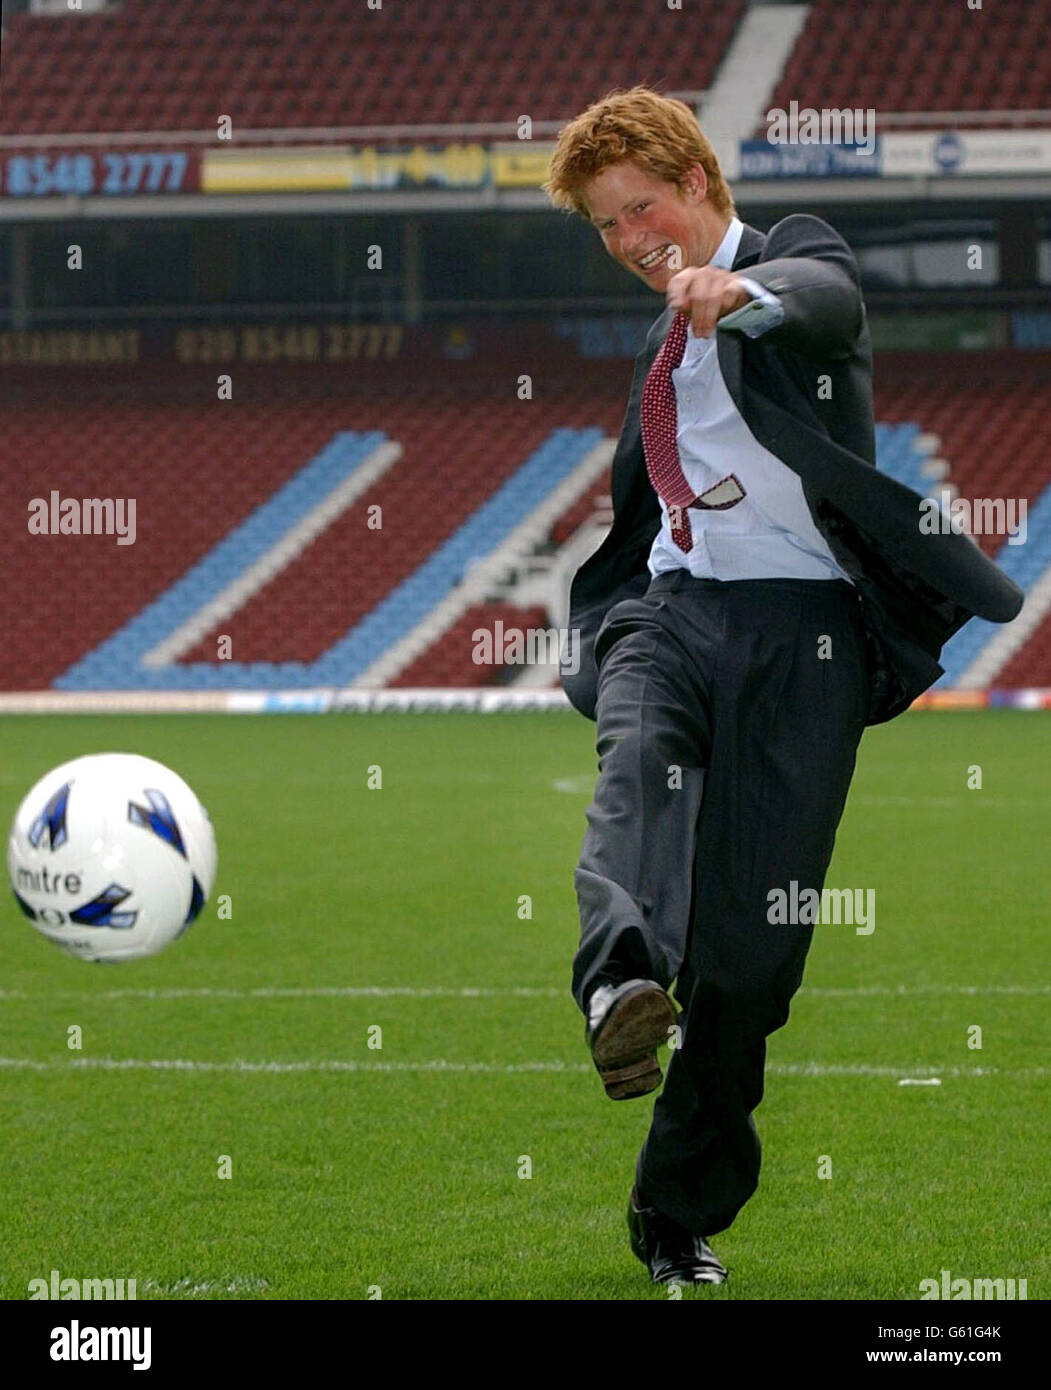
[
  {"xmin": 799, "ymin": 984, "xmax": 1051, "ymax": 997},
  {"xmin": 0, "ymin": 984, "xmax": 1046, "ymax": 1003},
  {"xmin": 555, "ymin": 780, "xmax": 1051, "ymax": 809},
  {"xmin": 0, "ymin": 1057, "xmax": 1045, "ymax": 1079},
  {"xmin": 552, "ymin": 775, "xmax": 595, "ymax": 794},
  {"xmin": 851, "ymin": 794, "xmax": 1050, "ymax": 809},
  {"xmin": 138, "ymin": 1277, "xmax": 270, "ymax": 1297},
  {"xmin": 0, "ymin": 1057, "xmax": 587, "ymax": 1074},
  {"xmin": 0, "ymin": 986, "xmax": 566, "ymax": 1002}
]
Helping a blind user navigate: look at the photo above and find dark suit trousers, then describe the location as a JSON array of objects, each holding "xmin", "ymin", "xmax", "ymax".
[{"xmin": 572, "ymin": 571, "xmax": 869, "ymax": 1237}]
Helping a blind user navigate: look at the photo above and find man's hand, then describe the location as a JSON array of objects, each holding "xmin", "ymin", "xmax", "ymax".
[{"xmin": 666, "ymin": 266, "xmax": 750, "ymax": 338}]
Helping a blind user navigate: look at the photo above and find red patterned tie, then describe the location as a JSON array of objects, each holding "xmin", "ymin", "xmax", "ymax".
[
  {"xmin": 641, "ymin": 311, "xmax": 746, "ymax": 553},
  {"xmin": 641, "ymin": 311, "xmax": 695, "ymax": 551}
]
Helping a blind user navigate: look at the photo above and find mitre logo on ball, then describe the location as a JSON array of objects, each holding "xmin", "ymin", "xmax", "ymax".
[{"xmin": 7, "ymin": 752, "xmax": 217, "ymax": 963}]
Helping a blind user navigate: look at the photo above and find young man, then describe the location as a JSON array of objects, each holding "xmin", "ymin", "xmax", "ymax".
[{"xmin": 543, "ymin": 88, "xmax": 1021, "ymax": 1285}]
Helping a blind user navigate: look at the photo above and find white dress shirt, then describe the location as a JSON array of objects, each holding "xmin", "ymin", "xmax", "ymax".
[{"xmin": 647, "ymin": 217, "xmax": 851, "ymax": 583}]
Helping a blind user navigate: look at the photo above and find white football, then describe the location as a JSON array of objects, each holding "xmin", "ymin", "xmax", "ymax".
[{"xmin": 7, "ymin": 752, "xmax": 217, "ymax": 963}]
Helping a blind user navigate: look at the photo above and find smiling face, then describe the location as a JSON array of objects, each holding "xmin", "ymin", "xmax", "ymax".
[{"xmin": 582, "ymin": 160, "xmax": 728, "ymax": 291}]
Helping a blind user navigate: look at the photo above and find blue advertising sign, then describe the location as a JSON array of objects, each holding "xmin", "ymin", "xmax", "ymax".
[{"xmin": 738, "ymin": 141, "xmax": 882, "ymax": 179}]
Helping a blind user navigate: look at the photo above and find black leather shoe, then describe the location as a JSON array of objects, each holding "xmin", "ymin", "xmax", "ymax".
[
  {"xmin": 628, "ymin": 1187, "xmax": 728, "ymax": 1284},
  {"xmin": 586, "ymin": 979, "xmax": 677, "ymax": 1100}
]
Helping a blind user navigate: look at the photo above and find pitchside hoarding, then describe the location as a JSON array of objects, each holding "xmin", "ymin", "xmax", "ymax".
[{"xmin": 3, "ymin": 131, "xmax": 1049, "ymax": 197}]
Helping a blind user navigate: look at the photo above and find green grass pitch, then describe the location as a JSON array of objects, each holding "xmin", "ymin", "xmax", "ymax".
[{"xmin": 1, "ymin": 711, "xmax": 1047, "ymax": 1300}]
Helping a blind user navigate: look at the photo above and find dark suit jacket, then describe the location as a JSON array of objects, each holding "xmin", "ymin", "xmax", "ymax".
[{"xmin": 562, "ymin": 214, "xmax": 1024, "ymax": 724}]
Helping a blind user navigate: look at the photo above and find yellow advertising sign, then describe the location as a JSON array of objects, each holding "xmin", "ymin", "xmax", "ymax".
[
  {"xmin": 202, "ymin": 148, "xmax": 355, "ymax": 193},
  {"xmin": 490, "ymin": 143, "xmax": 556, "ymax": 188},
  {"xmin": 201, "ymin": 143, "xmax": 491, "ymax": 193}
]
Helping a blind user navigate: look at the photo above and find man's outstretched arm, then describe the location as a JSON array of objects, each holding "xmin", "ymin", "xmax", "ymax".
[
  {"xmin": 725, "ymin": 213, "xmax": 865, "ymax": 361},
  {"xmin": 667, "ymin": 213, "xmax": 864, "ymax": 361}
]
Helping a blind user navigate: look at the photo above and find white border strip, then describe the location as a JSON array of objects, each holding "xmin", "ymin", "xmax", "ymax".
[
  {"xmin": 1, "ymin": 688, "xmax": 1050, "ymax": 715},
  {"xmin": 0, "ymin": 984, "xmax": 1046, "ymax": 1003}
]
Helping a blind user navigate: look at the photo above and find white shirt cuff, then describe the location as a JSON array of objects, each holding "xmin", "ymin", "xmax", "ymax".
[{"xmin": 719, "ymin": 276, "xmax": 784, "ymax": 337}]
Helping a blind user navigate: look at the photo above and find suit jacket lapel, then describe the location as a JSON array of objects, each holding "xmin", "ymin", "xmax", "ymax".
[{"xmin": 733, "ymin": 222, "xmax": 766, "ymax": 270}]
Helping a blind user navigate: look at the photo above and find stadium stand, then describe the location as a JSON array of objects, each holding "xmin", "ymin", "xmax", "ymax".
[
  {"xmin": 0, "ymin": 337, "xmax": 629, "ymax": 691},
  {"xmin": 390, "ymin": 603, "xmax": 551, "ymax": 688},
  {"xmin": 5, "ymin": 343, "xmax": 1049, "ymax": 693},
  {"xmin": 0, "ymin": 0, "xmax": 743, "ymax": 135},
  {"xmin": 2, "ymin": 0, "xmax": 1047, "ymax": 703},
  {"xmin": 874, "ymin": 352, "xmax": 1049, "ymax": 556},
  {"xmin": 762, "ymin": 0, "xmax": 1051, "ymax": 132}
]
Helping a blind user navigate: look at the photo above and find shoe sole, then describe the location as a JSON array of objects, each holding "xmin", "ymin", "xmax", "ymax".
[
  {"xmin": 591, "ymin": 984, "xmax": 678, "ymax": 1099},
  {"xmin": 653, "ymin": 1267, "xmax": 727, "ymax": 1285},
  {"xmin": 600, "ymin": 1055, "xmax": 662, "ymax": 1100}
]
